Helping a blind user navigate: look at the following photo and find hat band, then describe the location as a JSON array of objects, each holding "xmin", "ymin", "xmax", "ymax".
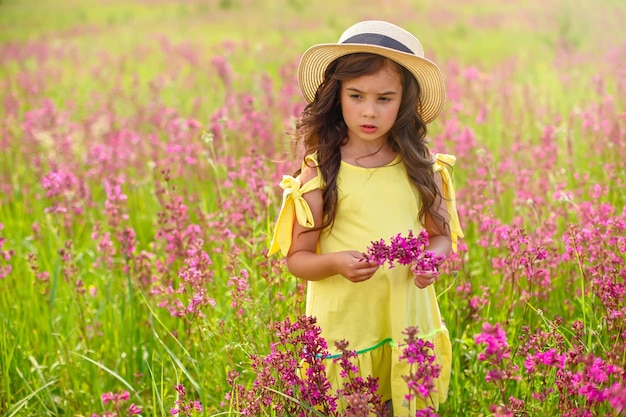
[{"xmin": 341, "ymin": 33, "xmax": 414, "ymax": 55}]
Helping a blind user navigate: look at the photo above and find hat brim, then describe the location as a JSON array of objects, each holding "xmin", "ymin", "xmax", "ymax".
[{"xmin": 298, "ymin": 43, "xmax": 446, "ymax": 124}]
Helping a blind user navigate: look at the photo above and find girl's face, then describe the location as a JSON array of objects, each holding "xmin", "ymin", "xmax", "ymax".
[{"xmin": 340, "ymin": 63, "xmax": 403, "ymax": 148}]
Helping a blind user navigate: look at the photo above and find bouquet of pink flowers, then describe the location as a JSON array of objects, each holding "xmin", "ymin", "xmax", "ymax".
[{"xmin": 362, "ymin": 230, "xmax": 445, "ymax": 274}]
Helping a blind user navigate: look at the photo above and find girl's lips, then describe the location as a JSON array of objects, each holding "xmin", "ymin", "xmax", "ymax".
[{"xmin": 360, "ymin": 125, "xmax": 377, "ymax": 134}]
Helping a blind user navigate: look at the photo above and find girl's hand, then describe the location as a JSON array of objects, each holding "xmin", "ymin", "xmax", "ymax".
[
  {"xmin": 412, "ymin": 270, "xmax": 441, "ymax": 288},
  {"xmin": 336, "ymin": 251, "xmax": 379, "ymax": 283}
]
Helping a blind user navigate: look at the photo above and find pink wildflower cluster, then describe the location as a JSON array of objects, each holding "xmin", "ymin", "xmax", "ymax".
[
  {"xmin": 0, "ymin": 223, "xmax": 14, "ymax": 279},
  {"xmin": 474, "ymin": 322, "xmax": 520, "ymax": 383},
  {"xmin": 227, "ymin": 315, "xmax": 336, "ymax": 415},
  {"xmin": 41, "ymin": 168, "xmax": 78, "ymax": 201},
  {"xmin": 92, "ymin": 390, "xmax": 142, "ymax": 417},
  {"xmin": 334, "ymin": 339, "xmax": 388, "ymax": 416},
  {"xmin": 152, "ymin": 238, "xmax": 216, "ymax": 322},
  {"xmin": 170, "ymin": 384, "xmax": 202, "ymax": 416},
  {"xmin": 227, "ymin": 315, "xmax": 390, "ymax": 416},
  {"xmin": 227, "ymin": 266, "xmax": 251, "ymax": 316},
  {"xmin": 40, "ymin": 166, "xmax": 90, "ymax": 231},
  {"xmin": 478, "ymin": 317, "xmax": 626, "ymax": 415},
  {"xmin": 363, "ymin": 230, "xmax": 446, "ymax": 273},
  {"xmin": 153, "ymin": 170, "xmax": 203, "ymax": 266},
  {"xmin": 399, "ymin": 326, "xmax": 442, "ymax": 416},
  {"xmin": 473, "ymin": 323, "xmax": 524, "ymax": 415},
  {"xmin": 101, "ymin": 390, "xmax": 130, "ymax": 405}
]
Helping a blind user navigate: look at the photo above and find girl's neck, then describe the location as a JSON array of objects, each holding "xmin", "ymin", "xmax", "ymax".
[{"xmin": 340, "ymin": 140, "xmax": 397, "ymax": 168}]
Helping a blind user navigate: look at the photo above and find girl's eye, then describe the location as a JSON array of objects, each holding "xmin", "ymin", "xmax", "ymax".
[
  {"xmin": 379, "ymin": 97, "xmax": 391, "ymax": 102},
  {"xmin": 350, "ymin": 94, "xmax": 362, "ymax": 99}
]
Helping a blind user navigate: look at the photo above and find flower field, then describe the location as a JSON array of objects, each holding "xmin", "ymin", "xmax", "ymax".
[{"xmin": 0, "ymin": 0, "xmax": 625, "ymax": 415}]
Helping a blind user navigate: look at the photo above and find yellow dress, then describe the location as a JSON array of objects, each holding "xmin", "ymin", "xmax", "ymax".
[{"xmin": 269, "ymin": 153, "xmax": 463, "ymax": 415}]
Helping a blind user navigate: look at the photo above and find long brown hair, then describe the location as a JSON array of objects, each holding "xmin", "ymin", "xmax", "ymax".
[{"xmin": 296, "ymin": 52, "xmax": 448, "ymax": 234}]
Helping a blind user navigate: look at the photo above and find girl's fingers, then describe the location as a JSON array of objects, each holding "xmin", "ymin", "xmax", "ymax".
[
  {"xmin": 413, "ymin": 270, "xmax": 440, "ymax": 288},
  {"xmin": 354, "ymin": 267, "xmax": 379, "ymax": 282},
  {"xmin": 341, "ymin": 252, "xmax": 380, "ymax": 282},
  {"xmin": 346, "ymin": 263, "xmax": 379, "ymax": 282}
]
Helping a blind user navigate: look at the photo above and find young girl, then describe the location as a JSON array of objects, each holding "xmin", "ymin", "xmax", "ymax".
[{"xmin": 269, "ymin": 20, "xmax": 463, "ymax": 416}]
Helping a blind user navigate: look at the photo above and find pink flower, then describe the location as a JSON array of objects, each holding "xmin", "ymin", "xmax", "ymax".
[
  {"xmin": 363, "ymin": 230, "xmax": 446, "ymax": 271},
  {"xmin": 101, "ymin": 390, "xmax": 129, "ymax": 405},
  {"xmin": 607, "ymin": 382, "xmax": 626, "ymax": 412},
  {"xmin": 474, "ymin": 323, "xmax": 510, "ymax": 363},
  {"xmin": 128, "ymin": 403, "xmax": 142, "ymax": 415},
  {"xmin": 399, "ymin": 326, "xmax": 441, "ymax": 410}
]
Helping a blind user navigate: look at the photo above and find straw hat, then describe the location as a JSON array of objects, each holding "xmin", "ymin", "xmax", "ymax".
[{"xmin": 298, "ymin": 20, "xmax": 446, "ymax": 124}]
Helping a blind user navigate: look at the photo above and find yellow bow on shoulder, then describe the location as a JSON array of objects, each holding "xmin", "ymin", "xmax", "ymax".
[
  {"xmin": 268, "ymin": 174, "xmax": 321, "ymax": 256},
  {"xmin": 433, "ymin": 154, "xmax": 465, "ymax": 252}
]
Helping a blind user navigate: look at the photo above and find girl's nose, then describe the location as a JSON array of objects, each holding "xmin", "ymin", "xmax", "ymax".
[{"xmin": 362, "ymin": 101, "xmax": 376, "ymax": 118}]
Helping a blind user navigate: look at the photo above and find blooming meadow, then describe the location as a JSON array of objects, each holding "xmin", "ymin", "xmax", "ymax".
[{"xmin": 1, "ymin": 0, "xmax": 625, "ymax": 416}]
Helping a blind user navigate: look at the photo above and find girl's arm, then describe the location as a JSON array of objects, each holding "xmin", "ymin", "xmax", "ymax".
[
  {"xmin": 285, "ymin": 166, "xmax": 379, "ymax": 282},
  {"xmin": 414, "ymin": 171, "xmax": 452, "ymax": 288}
]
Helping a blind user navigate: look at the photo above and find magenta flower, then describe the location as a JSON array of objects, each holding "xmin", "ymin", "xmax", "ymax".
[
  {"xmin": 0, "ymin": 222, "xmax": 13, "ymax": 279},
  {"xmin": 362, "ymin": 230, "xmax": 446, "ymax": 272},
  {"xmin": 524, "ymin": 348, "xmax": 566, "ymax": 373},
  {"xmin": 334, "ymin": 339, "xmax": 387, "ymax": 416},
  {"xmin": 474, "ymin": 322, "xmax": 520, "ymax": 391},
  {"xmin": 94, "ymin": 389, "xmax": 136, "ymax": 417},
  {"xmin": 128, "ymin": 403, "xmax": 142, "ymax": 415},
  {"xmin": 474, "ymin": 323, "xmax": 510, "ymax": 363},
  {"xmin": 170, "ymin": 383, "xmax": 202, "ymax": 416},
  {"xmin": 607, "ymin": 382, "xmax": 626, "ymax": 412},
  {"xmin": 411, "ymin": 250, "xmax": 447, "ymax": 275},
  {"xmin": 101, "ymin": 390, "xmax": 130, "ymax": 405},
  {"xmin": 399, "ymin": 326, "xmax": 441, "ymax": 413}
]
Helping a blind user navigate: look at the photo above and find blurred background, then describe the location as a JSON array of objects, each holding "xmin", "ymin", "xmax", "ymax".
[{"xmin": 2, "ymin": 0, "xmax": 624, "ymax": 118}]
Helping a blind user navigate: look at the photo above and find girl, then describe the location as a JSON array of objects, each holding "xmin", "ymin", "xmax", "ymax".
[{"xmin": 269, "ymin": 20, "xmax": 463, "ymax": 416}]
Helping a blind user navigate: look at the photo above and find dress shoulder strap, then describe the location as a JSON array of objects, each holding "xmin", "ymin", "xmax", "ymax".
[
  {"xmin": 267, "ymin": 152, "xmax": 323, "ymax": 256},
  {"xmin": 433, "ymin": 153, "xmax": 464, "ymax": 252}
]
